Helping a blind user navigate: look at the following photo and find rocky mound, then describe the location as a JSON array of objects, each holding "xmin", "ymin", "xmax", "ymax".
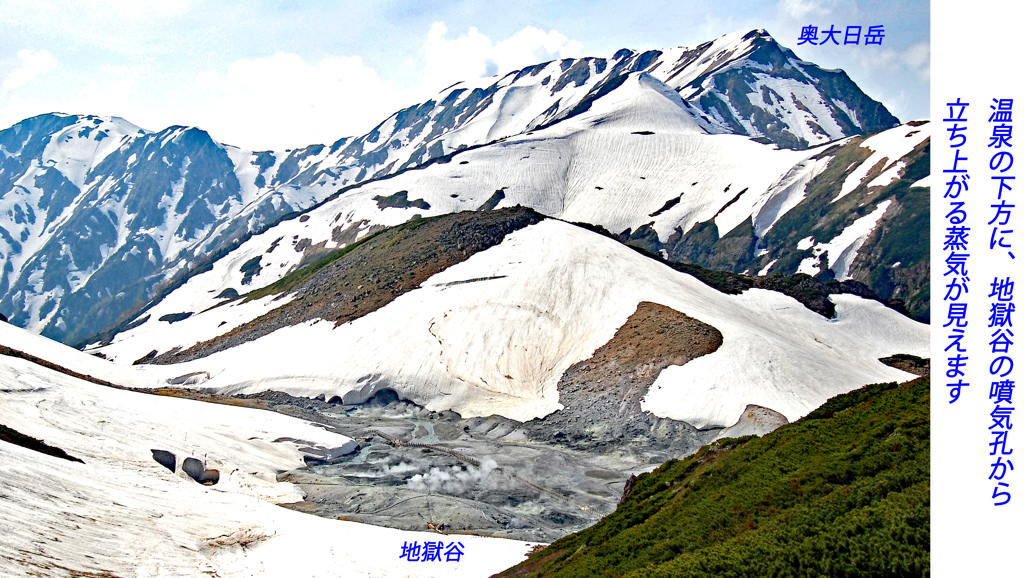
[
  {"xmin": 145, "ymin": 206, "xmax": 544, "ymax": 364},
  {"xmin": 522, "ymin": 301, "xmax": 723, "ymax": 458}
]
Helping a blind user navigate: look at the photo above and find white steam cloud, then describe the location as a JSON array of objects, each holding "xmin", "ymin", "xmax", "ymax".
[{"xmin": 406, "ymin": 457, "xmax": 504, "ymax": 495}]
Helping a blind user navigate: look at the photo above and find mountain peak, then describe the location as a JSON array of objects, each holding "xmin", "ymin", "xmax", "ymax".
[
  {"xmin": 741, "ymin": 27, "xmax": 773, "ymax": 40},
  {"xmin": 1, "ymin": 27, "xmax": 904, "ymax": 344}
]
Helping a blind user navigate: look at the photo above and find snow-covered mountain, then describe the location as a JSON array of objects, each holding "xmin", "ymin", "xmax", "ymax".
[
  {"xmin": 0, "ymin": 25, "xmax": 934, "ymax": 578},
  {"xmin": 0, "ymin": 28, "xmax": 903, "ymax": 345},
  {"xmin": 0, "ymin": 114, "xmax": 346, "ymax": 346},
  {"xmin": 94, "ymin": 208, "xmax": 928, "ymax": 430},
  {"xmin": 91, "ymin": 72, "xmax": 928, "ymax": 343}
]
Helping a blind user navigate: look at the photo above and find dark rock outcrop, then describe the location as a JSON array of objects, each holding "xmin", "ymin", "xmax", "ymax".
[
  {"xmin": 151, "ymin": 449, "xmax": 176, "ymax": 472},
  {"xmin": 182, "ymin": 457, "xmax": 219, "ymax": 485},
  {"xmin": 146, "ymin": 207, "xmax": 545, "ymax": 364}
]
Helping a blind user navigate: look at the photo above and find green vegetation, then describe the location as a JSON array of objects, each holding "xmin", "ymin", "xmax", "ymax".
[
  {"xmin": 880, "ymin": 353, "xmax": 928, "ymax": 366},
  {"xmin": 372, "ymin": 190, "xmax": 431, "ymax": 210},
  {"xmin": 239, "ymin": 256, "xmax": 263, "ymax": 285},
  {"xmin": 240, "ymin": 215, "xmax": 433, "ymax": 303},
  {"xmin": 570, "ymin": 219, "xmax": 907, "ymax": 319},
  {"xmin": 878, "ymin": 354, "xmax": 930, "ymax": 377},
  {"xmin": 654, "ymin": 132, "xmax": 931, "ymax": 322},
  {"xmin": 157, "ymin": 312, "xmax": 192, "ymax": 323},
  {"xmin": 500, "ymin": 377, "xmax": 929, "ymax": 577}
]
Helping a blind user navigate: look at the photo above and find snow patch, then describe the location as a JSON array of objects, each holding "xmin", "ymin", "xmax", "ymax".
[
  {"xmin": 757, "ymin": 259, "xmax": 778, "ymax": 276},
  {"xmin": 796, "ymin": 256, "xmax": 820, "ymax": 276},
  {"xmin": 816, "ymin": 200, "xmax": 892, "ymax": 280}
]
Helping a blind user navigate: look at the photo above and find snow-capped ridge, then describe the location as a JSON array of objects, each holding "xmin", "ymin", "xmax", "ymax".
[
  {"xmin": 2, "ymin": 28, "xmax": 903, "ymax": 346},
  {"xmin": 97, "ymin": 218, "xmax": 928, "ymax": 429}
]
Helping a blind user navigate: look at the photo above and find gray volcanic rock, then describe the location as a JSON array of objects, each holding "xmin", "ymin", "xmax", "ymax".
[{"xmin": 521, "ymin": 301, "xmax": 724, "ymax": 461}]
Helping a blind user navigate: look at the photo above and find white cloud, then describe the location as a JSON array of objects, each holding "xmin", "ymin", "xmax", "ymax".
[
  {"xmin": 902, "ymin": 42, "xmax": 930, "ymax": 81},
  {"xmin": 774, "ymin": 0, "xmax": 859, "ymax": 41},
  {"xmin": 181, "ymin": 22, "xmax": 585, "ymax": 149},
  {"xmin": 188, "ymin": 52, "xmax": 405, "ymax": 149},
  {"xmin": 857, "ymin": 42, "xmax": 929, "ymax": 82},
  {"xmin": 418, "ymin": 22, "xmax": 583, "ymax": 94},
  {"xmin": 0, "ymin": 21, "xmax": 587, "ymax": 150},
  {"xmin": 2, "ymin": 49, "xmax": 57, "ymax": 92},
  {"xmin": 0, "ymin": 63, "xmax": 148, "ymax": 133},
  {"xmin": 778, "ymin": 0, "xmax": 838, "ymax": 19}
]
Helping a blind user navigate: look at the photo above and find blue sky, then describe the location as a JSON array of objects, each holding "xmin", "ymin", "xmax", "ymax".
[{"xmin": 0, "ymin": 0, "xmax": 929, "ymax": 150}]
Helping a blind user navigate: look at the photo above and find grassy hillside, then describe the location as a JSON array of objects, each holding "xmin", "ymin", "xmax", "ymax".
[{"xmin": 498, "ymin": 377, "xmax": 929, "ymax": 577}]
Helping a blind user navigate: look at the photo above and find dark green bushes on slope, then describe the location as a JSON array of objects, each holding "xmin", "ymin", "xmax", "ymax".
[
  {"xmin": 498, "ymin": 377, "xmax": 929, "ymax": 578},
  {"xmin": 575, "ymin": 219, "xmax": 909, "ymax": 320}
]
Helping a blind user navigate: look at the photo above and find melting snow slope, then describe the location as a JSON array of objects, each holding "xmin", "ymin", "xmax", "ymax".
[
  {"xmin": 97, "ymin": 73, "xmax": 835, "ymax": 336},
  {"xmin": 796, "ymin": 200, "xmax": 893, "ymax": 280},
  {"xmin": 833, "ymin": 122, "xmax": 928, "ymax": 203},
  {"xmin": 102, "ymin": 220, "xmax": 928, "ymax": 428},
  {"xmin": 0, "ymin": 326, "xmax": 535, "ymax": 577}
]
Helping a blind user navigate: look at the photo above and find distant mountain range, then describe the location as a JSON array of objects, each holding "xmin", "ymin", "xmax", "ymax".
[
  {"xmin": 0, "ymin": 29, "xmax": 919, "ymax": 347},
  {"xmin": 0, "ymin": 27, "xmax": 932, "ymax": 577}
]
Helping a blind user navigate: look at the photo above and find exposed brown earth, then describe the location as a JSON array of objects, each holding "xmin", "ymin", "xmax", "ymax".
[
  {"xmin": 556, "ymin": 301, "xmax": 722, "ymax": 413},
  {"xmin": 521, "ymin": 301, "xmax": 724, "ymax": 458},
  {"xmin": 145, "ymin": 206, "xmax": 545, "ymax": 364},
  {"xmin": 146, "ymin": 388, "xmax": 270, "ymax": 411},
  {"xmin": 0, "ymin": 423, "xmax": 84, "ymax": 463},
  {"xmin": 879, "ymin": 353, "xmax": 930, "ymax": 376},
  {"xmin": 0, "ymin": 344, "xmax": 124, "ymax": 390}
]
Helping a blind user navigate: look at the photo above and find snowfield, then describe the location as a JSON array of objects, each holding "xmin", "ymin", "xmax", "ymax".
[
  {"xmin": 95, "ymin": 72, "xmax": 855, "ymax": 339},
  {"xmin": 94, "ymin": 72, "xmax": 920, "ymax": 354},
  {"xmin": 0, "ymin": 25, "xmax": 927, "ymax": 577},
  {"xmin": 0, "ymin": 323, "xmax": 536, "ymax": 577},
  {"xmin": 99, "ymin": 220, "xmax": 928, "ymax": 428}
]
